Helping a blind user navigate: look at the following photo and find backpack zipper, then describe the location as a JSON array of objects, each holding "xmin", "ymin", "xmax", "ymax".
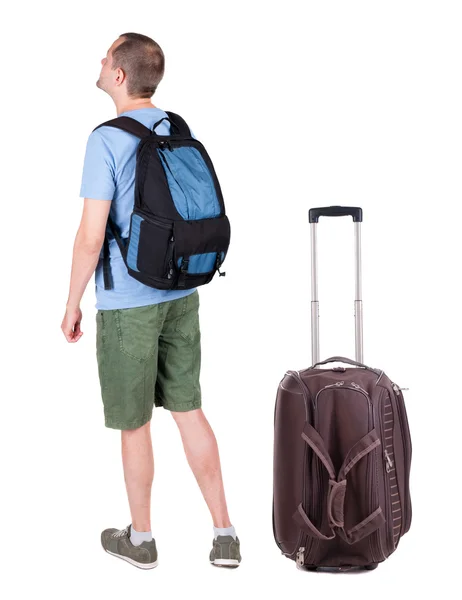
[
  {"xmin": 166, "ymin": 235, "xmax": 175, "ymax": 280},
  {"xmin": 135, "ymin": 209, "xmax": 172, "ymax": 229},
  {"xmin": 132, "ymin": 209, "xmax": 176, "ymax": 280},
  {"xmin": 137, "ymin": 137, "xmax": 225, "ymax": 219},
  {"xmin": 153, "ymin": 137, "xmax": 226, "ymax": 215}
]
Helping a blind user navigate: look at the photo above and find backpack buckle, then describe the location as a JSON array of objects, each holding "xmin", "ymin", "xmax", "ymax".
[
  {"xmin": 180, "ymin": 258, "xmax": 189, "ymax": 274},
  {"xmin": 177, "ymin": 258, "xmax": 189, "ymax": 288}
]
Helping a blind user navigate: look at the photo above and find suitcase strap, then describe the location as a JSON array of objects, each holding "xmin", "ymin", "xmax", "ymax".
[{"xmin": 293, "ymin": 423, "xmax": 385, "ymax": 545}]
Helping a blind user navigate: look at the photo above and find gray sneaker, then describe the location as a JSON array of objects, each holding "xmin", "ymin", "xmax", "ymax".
[
  {"xmin": 209, "ymin": 535, "xmax": 241, "ymax": 567},
  {"xmin": 101, "ymin": 525, "xmax": 158, "ymax": 570}
]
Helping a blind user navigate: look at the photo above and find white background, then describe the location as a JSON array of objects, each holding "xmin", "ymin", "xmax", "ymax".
[{"xmin": 1, "ymin": 1, "xmax": 461, "ymax": 598}]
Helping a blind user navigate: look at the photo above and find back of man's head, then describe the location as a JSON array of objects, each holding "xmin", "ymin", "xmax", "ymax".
[{"xmin": 112, "ymin": 33, "xmax": 165, "ymax": 99}]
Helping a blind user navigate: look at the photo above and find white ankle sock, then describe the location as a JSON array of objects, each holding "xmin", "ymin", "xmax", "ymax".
[
  {"xmin": 213, "ymin": 525, "xmax": 236, "ymax": 540},
  {"xmin": 130, "ymin": 525, "xmax": 152, "ymax": 546}
]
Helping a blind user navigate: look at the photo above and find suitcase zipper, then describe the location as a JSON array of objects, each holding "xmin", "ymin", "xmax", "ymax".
[
  {"xmin": 376, "ymin": 390, "xmax": 396, "ymax": 558},
  {"xmin": 392, "ymin": 383, "xmax": 412, "ymax": 533},
  {"xmin": 384, "ymin": 449, "xmax": 393, "ymax": 473},
  {"xmin": 286, "ymin": 371, "xmax": 310, "ymax": 419},
  {"xmin": 350, "ymin": 381, "xmax": 369, "ymax": 395},
  {"xmin": 313, "ymin": 381, "xmax": 344, "ymax": 408},
  {"xmin": 365, "ymin": 387, "xmax": 385, "ymax": 563},
  {"xmin": 314, "ymin": 381, "xmax": 371, "ymax": 409},
  {"xmin": 285, "ymin": 372, "xmax": 315, "ymax": 565}
]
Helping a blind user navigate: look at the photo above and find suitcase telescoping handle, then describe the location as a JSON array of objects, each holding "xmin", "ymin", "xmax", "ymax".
[
  {"xmin": 309, "ymin": 206, "xmax": 363, "ymax": 223},
  {"xmin": 308, "ymin": 206, "xmax": 364, "ymax": 366}
]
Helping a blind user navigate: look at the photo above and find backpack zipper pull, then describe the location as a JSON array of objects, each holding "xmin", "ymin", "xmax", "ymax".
[
  {"xmin": 167, "ymin": 259, "xmax": 174, "ymax": 279},
  {"xmin": 158, "ymin": 140, "xmax": 173, "ymax": 151},
  {"xmin": 215, "ymin": 254, "xmax": 226, "ymax": 277}
]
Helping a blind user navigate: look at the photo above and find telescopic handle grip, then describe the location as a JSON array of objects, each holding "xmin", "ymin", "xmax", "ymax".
[{"xmin": 309, "ymin": 206, "xmax": 363, "ymax": 223}]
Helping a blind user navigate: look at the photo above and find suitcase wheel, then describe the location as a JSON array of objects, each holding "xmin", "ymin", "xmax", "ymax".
[{"xmin": 363, "ymin": 563, "xmax": 378, "ymax": 571}]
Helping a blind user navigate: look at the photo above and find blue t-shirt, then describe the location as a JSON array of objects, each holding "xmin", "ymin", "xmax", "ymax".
[{"xmin": 80, "ymin": 107, "xmax": 197, "ymax": 310}]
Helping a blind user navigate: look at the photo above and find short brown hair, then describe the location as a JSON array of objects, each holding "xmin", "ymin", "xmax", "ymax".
[{"xmin": 112, "ymin": 33, "xmax": 165, "ymax": 98}]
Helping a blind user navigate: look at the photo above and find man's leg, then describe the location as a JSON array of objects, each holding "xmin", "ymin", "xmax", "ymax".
[
  {"xmin": 156, "ymin": 291, "xmax": 241, "ymax": 566},
  {"xmin": 121, "ymin": 421, "xmax": 154, "ymax": 532},
  {"xmin": 171, "ymin": 409, "xmax": 231, "ymax": 527},
  {"xmin": 97, "ymin": 305, "xmax": 160, "ymax": 568}
]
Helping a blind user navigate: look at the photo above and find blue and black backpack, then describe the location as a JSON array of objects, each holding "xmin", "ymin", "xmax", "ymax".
[{"xmin": 94, "ymin": 112, "xmax": 231, "ymax": 291}]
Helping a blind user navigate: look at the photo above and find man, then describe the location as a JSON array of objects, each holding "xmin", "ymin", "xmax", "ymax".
[{"xmin": 61, "ymin": 33, "xmax": 241, "ymax": 570}]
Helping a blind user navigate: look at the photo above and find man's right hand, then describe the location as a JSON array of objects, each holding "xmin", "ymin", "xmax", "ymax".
[{"xmin": 61, "ymin": 306, "xmax": 83, "ymax": 343}]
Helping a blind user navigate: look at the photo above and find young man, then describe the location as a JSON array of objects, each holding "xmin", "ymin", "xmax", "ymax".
[{"xmin": 61, "ymin": 33, "xmax": 240, "ymax": 570}]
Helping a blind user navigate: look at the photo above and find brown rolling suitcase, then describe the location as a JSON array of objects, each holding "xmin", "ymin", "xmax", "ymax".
[{"xmin": 272, "ymin": 207, "xmax": 412, "ymax": 571}]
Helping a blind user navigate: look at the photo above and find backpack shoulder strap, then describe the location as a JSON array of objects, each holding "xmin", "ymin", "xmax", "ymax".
[
  {"xmin": 165, "ymin": 111, "xmax": 192, "ymax": 137},
  {"xmin": 93, "ymin": 116, "xmax": 151, "ymax": 139}
]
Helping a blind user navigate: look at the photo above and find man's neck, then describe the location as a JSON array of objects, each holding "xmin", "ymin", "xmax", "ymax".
[{"xmin": 116, "ymin": 98, "xmax": 156, "ymax": 116}]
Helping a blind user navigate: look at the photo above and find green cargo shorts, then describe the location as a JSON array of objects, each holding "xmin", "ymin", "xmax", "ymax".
[{"xmin": 96, "ymin": 290, "xmax": 201, "ymax": 430}]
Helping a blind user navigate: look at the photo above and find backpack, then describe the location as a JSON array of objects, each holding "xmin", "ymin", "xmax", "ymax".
[{"xmin": 93, "ymin": 112, "xmax": 231, "ymax": 291}]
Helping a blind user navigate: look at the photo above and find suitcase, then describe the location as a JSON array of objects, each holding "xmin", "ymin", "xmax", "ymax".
[{"xmin": 272, "ymin": 206, "xmax": 412, "ymax": 571}]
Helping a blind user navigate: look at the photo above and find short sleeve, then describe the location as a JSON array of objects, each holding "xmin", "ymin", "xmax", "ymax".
[{"xmin": 79, "ymin": 130, "xmax": 116, "ymax": 200}]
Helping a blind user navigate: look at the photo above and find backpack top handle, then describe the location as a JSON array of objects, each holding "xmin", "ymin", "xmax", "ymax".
[
  {"xmin": 165, "ymin": 111, "xmax": 192, "ymax": 137},
  {"xmin": 151, "ymin": 116, "xmax": 182, "ymax": 136}
]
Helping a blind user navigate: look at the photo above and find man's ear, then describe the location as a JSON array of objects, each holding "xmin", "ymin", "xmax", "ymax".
[{"xmin": 115, "ymin": 67, "xmax": 126, "ymax": 86}]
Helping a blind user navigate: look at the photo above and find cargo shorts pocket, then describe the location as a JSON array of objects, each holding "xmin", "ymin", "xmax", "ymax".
[
  {"xmin": 175, "ymin": 292, "xmax": 200, "ymax": 345},
  {"xmin": 114, "ymin": 305, "xmax": 158, "ymax": 361}
]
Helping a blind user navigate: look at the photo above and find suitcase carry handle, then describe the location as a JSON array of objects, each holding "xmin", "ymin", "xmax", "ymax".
[
  {"xmin": 309, "ymin": 206, "xmax": 363, "ymax": 223},
  {"xmin": 309, "ymin": 206, "xmax": 364, "ymax": 365},
  {"xmin": 309, "ymin": 356, "xmax": 382, "ymax": 376},
  {"xmin": 293, "ymin": 423, "xmax": 385, "ymax": 544}
]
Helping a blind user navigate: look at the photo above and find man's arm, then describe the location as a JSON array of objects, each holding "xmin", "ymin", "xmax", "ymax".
[{"xmin": 61, "ymin": 198, "xmax": 111, "ymax": 342}]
